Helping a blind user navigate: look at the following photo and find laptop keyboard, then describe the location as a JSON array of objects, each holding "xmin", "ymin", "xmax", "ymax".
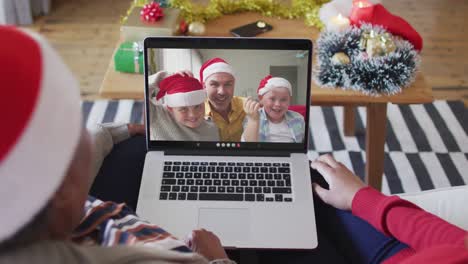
[{"xmin": 159, "ymin": 161, "xmax": 293, "ymax": 202}]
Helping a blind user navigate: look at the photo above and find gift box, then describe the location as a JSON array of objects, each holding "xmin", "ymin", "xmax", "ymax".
[
  {"xmin": 114, "ymin": 42, "xmax": 144, "ymax": 74},
  {"xmin": 121, "ymin": 7, "xmax": 181, "ymax": 42}
]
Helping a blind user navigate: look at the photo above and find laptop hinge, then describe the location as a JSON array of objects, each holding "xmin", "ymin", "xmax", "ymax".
[{"xmin": 164, "ymin": 149, "xmax": 290, "ymax": 157}]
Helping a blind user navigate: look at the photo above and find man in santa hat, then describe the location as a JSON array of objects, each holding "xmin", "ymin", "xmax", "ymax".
[
  {"xmin": 0, "ymin": 26, "xmax": 233, "ymax": 263},
  {"xmin": 148, "ymin": 71, "xmax": 219, "ymax": 141},
  {"xmin": 199, "ymin": 58, "xmax": 246, "ymax": 142}
]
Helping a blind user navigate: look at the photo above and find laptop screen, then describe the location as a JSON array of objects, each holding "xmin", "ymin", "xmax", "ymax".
[{"xmin": 144, "ymin": 38, "xmax": 312, "ymax": 153}]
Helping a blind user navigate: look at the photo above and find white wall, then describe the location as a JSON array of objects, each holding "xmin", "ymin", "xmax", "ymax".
[{"xmin": 154, "ymin": 48, "xmax": 203, "ymax": 76}]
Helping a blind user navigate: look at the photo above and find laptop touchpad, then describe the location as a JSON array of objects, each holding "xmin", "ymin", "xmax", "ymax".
[{"xmin": 198, "ymin": 208, "xmax": 250, "ymax": 242}]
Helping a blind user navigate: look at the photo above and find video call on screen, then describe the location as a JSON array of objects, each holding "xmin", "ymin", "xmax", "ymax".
[{"xmin": 147, "ymin": 48, "xmax": 309, "ymax": 144}]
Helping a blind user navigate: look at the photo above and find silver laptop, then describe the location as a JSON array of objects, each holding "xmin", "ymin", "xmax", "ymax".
[{"xmin": 137, "ymin": 37, "xmax": 317, "ymax": 249}]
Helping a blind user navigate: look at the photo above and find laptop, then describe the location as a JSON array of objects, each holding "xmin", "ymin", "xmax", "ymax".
[{"xmin": 137, "ymin": 37, "xmax": 317, "ymax": 249}]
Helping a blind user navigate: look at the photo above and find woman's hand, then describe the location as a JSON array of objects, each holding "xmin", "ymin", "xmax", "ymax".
[
  {"xmin": 243, "ymin": 97, "xmax": 261, "ymax": 121},
  {"xmin": 311, "ymin": 154, "xmax": 366, "ymax": 211},
  {"xmin": 186, "ymin": 229, "xmax": 229, "ymax": 261}
]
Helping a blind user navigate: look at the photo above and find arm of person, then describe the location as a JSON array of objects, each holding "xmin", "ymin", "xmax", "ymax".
[
  {"xmin": 311, "ymin": 154, "xmax": 467, "ymax": 252},
  {"xmin": 87, "ymin": 123, "xmax": 144, "ymax": 186},
  {"xmin": 241, "ymin": 97, "xmax": 260, "ymax": 142},
  {"xmin": 242, "ymin": 118, "xmax": 260, "ymax": 142},
  {"xmin": 352, "ymin": 187, "xmax": 467, "ymax": 250},
  {"xmin": 148, "ymin": 70, "xmax": 169, "ymax": 105}
]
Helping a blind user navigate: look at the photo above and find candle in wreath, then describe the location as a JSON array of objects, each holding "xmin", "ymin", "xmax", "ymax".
[
  {"xmin": 350, "ymin": 0, "xmax": 374, "ymax": 26},
  {"xmin": 327, "ymin": 13, "xmax": 350, "ymax": 32},
  {"xmin": 353, "ymin": 0, "xmax": 372, "ymax": 8}
]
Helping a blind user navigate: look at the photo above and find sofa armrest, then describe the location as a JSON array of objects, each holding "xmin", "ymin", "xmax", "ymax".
[{"xmin": 397, "ymin": 186, "xmax": 468, "ymax": 230}]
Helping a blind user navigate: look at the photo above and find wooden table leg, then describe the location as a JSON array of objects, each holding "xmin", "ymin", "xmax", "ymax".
[
  {"xmin": 365, "ymin": 103, "xmax": 388, "ymax": 190},
  {"xmin": 344, "ymin": 106, "xmax": 356, "ymax": 136}
]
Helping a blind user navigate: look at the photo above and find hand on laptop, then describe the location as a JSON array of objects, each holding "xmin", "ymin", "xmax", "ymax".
[
  {"xmin": 186, "ymin": 229, "xmax": 229, "ymax": 261},
  {"xmin": 311, "ymin": 154, "xmax": 366, "ymax": 211},
  {"xmin": 175, "ymin": 70, "xmax": 194, "ymax": 78}
]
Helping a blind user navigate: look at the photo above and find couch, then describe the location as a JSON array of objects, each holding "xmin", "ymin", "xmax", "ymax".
[{"xmin": 398, "ymin": 185, "xmax": 468, "ymax": 230}]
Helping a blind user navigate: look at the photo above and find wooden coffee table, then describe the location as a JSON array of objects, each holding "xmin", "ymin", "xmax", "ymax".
[{"xmin": 99, "ymin": 13, "xmax": 433, "ymax": 190}]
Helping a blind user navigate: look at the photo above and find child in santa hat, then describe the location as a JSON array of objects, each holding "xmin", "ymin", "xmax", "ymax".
[
  {"xmin": 242, "ymin": 75, "xmax": 305, "ymax": 143},
  {"xmin": 148, "ymin": 71, "xmax": 219, "ymax": 141}
]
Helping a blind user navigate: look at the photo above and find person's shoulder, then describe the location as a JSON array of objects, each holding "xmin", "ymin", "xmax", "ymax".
[
  {"xmin": 151, "ymin": 103, "xmax": 172, "ymax": 119},
  {"xmin": 0, "ymin": 241, "xmax": 89, "ymax": 264},
  {"xmin": 0, "ymin": 241, "xmax": 207, "ymax": 264},
  {"xmin": 152, "ymin": 103, "xmax": 165, "ymax": 111},
  {"xmin": 68, "ymin": 242, "xmax": 207, "ymax": 264},
  {"xmin": 287, "ymin": 110, "xmax": 305, "ymax": 120},
  {"xmin": 232, "ymin": 96, "xmax": 247, "ymax": 114},
  {"xmin": 233, "ymin": 96, "xmax": 247, "ymax": 105}
]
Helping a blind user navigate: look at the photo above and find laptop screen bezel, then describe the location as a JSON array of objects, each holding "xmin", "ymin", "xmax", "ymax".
[{"xmin": 143, "ymin": 37, "xmax": 312, "ymax": 154}]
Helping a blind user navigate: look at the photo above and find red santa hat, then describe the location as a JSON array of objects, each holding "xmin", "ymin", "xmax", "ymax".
[
  {"xmin": 0, "ymin": 26, "xmax": 82, "ymax": 242},
  {"xmin": 350, "ymin": 3, "xmax": 423, "ymax": 51},
  {"xmin": 156, "ymin": 73, "xmax": 206, "ymax": 107},
  {"xmin": 199, "ymin": 57, "xmax": 235, "ymax": 82},
  {"xmin": 257, "ymin": 75, "xmax": 292, "ymax": 96}
]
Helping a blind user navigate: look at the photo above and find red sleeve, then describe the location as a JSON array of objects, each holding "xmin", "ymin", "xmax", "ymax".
[{"xmin": 351, "ymin": 187, "xmax": 467, "ymax": 251}]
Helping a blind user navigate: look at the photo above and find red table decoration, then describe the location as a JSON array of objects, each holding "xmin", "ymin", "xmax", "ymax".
[
  {"xmin": 140, "ymin": 2, "xmax": 164, "ymax": 23},
  {"xmin": 179, "ymin": 20, "xmax": 188, "ymax": 34},
  {"xmin": 349, "ymin": 3, "xmax": 423, "ymax": 51}
]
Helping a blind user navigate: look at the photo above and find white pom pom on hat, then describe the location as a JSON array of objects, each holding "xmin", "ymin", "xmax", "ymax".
[
  {"xmin": 257, "ymin": 75, "xmax": 292, "ymax": 96},
  {"xmin": 0, "ymin": 26, "xmax": 82, "ymax": 242},
  {"xmin": 199, "ymin": 57, "xmax": 235, "ymax": 82},
  {"xmin": 156, "ymin": 73, "xmax": 206, "ymax": 107}
]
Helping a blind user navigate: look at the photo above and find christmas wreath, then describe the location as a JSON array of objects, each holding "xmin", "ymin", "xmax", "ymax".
[{"xmin": 314, "ymin": 24, "xmax": 421, "ymax": 95}]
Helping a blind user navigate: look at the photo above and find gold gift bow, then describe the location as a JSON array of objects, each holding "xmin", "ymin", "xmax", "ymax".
[{"xmin": 359, "ymin": 29, "xmax": 396, "ymax": 57}]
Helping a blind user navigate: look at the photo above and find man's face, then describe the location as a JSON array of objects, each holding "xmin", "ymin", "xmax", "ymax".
[
  {"xmin": 260, "ymin": 87, "xmax": 291, "ymax": 123},
  {"xmin": 204, "ymin": 73, "xmax": 235, "ymax": 112},
  {"xmin": 168, "ymin": 103, "xmax": 205, "ymax": 128}
]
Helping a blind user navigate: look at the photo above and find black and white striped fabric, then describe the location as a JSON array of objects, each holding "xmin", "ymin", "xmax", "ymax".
[{"xmin": 81, "ymin": 100, "xmax": 467, "ymax": 195}]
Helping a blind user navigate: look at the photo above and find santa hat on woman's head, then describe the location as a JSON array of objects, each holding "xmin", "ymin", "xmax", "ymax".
[
  {"xmin": 157, "ymin": 74, "xmax": 206, "ymax": 107},
  {"xmin": 0, "ymin": 26, "xmax": 82, "ymax": 242},
  {"xmin": 257, "ymin": 75, "xmax": 292, "ymax": 96},
  {"xmin": 199, "ymin": 57, "xmax": 235, "ymax": 82}
]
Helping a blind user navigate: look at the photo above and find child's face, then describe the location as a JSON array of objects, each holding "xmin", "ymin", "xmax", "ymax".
[
  {"xmin": 260, "ymin": 87, "xmax": 291, "ymax": 123},
  {"xmin": 168, "ymin": 103, "xmax": 205, "ymax": 128}
]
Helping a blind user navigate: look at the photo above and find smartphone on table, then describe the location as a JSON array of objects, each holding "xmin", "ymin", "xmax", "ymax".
[{"xmin": 230, "ymin": 20, "xmax": 273, "ymax": 37}]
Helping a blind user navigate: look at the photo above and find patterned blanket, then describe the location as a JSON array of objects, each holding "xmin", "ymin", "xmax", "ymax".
[{"xmin": 72, "ymin": 196, "xmax": 191, "ymax": 253}]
